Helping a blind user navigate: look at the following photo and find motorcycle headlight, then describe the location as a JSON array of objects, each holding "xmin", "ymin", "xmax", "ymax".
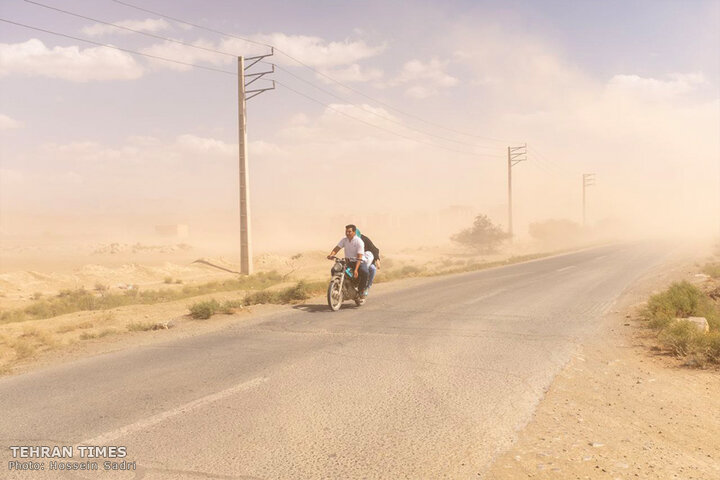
[{"xmin": 331, "ymin": 263, "xmax": 343, "ymax": 274}]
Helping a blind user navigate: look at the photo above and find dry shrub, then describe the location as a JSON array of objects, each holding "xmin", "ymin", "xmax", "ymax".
[
  {"xmin": 97, "ymin": 328, "xmax": 118, "ymax": 338},
  {"xmin": 659, "ymin": 320, "xmax": 704, "ymax": 357},
  {"xmin": 13, "ymin": 339, "xmax": 35, "ymax": 359},
  {"xmin": 127, "ymin": 321, "xmax": 154, "ymax": 332}
]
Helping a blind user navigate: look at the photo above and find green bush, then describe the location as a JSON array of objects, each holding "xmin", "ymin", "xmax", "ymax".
[
  {"xmin": 643, "ymin": 281, "xmax": 703, "ymax": 328},
  {"xmin": 189, "ymin": 299, "xmax": 220, "ymax": 319},
  {"xmin": 219, "ymin": 300, "xmax": 243, "ymax": 314},
  {"xmin": 277, "ymin": 281, "xmax": 312, "ymax": 303},
  {"xmin": 243, "ymin": 290, "xmax": 276, "ymax": 306},
  {"xmin": 644, "ymin": 281, "xmax": 720, "ymax": 365},
  {"xmin": 451, "ymin": 214, "xmax": 510, "ymax": 253},
  {"xmin": 659, "ymin": 320, "xmax": 703, "ymax": 356},
  {"xmin": 705, "ymin": 332, "xmax": 720, "ymax": 363}
]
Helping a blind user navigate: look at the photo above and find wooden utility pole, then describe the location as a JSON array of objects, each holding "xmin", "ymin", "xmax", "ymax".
[{"xmin": 507, "ymin": 144, "xmax": 527, "ymax": 237}]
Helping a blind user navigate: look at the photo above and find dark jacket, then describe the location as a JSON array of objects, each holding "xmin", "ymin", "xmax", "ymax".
[{"xmin": 360, "ymin": 234, "xmax": 380, "ymax": 265}]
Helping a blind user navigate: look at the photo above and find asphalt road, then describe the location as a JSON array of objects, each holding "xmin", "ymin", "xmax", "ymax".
[{"xmin": 0, "ymin": 243, "xmax": 670, "ymax": 479}]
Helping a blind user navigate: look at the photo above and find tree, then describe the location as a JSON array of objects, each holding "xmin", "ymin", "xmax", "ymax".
[{"xmin": 451, "ymin": 215, "xmax": 510, "ymax": 253}]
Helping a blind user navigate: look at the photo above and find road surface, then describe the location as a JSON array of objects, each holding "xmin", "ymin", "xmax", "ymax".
[{"xmin": 0, "ymin": 243, "xmax": 669, "ymax": 479}]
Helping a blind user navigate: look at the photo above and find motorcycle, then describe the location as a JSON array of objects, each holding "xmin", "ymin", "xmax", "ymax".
[{"xmin": 327, "ymin": 256, "xmax": 365, "ymax": 311}]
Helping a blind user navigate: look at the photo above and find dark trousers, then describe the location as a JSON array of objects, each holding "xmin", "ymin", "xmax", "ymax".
[{"xmin": 347, "ymin": 260, "xmax": 369, "ymax": 292}]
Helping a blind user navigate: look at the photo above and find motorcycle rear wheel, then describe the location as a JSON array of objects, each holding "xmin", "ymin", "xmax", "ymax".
[{"xmin": 327, "ymin": 277, "xmax": 343, "ymax": 311}]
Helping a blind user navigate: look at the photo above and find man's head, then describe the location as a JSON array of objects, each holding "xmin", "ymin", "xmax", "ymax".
[{"xmin": 345, "ymin": 224, "xmax": 356, "ymax": 239}]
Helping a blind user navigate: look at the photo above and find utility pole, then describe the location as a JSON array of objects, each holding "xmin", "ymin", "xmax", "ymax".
[
  {"xmin": 507, "ymin": 144, "xmax": 527, "ymax": 237},
  {"xmin": 238, "ymin": 49, "xmax": 274, "ymax": 275},
  {"xmin": 582, "ymin": 173, "xmax": 596, "ymax": 227}
]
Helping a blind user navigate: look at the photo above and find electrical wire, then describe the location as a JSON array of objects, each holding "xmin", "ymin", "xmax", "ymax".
[
  {"xmin": 24, "ymin": 0, "xmax": 237, "ymax": 58},
  {"xmin": 22, "ymin": 0, "xmax": 504, "ymax": 153},
  {"xmin": 109, "ymin": 0, "xmax": 512, "ymax": 144},
  {"xmin": 274, "ymin": 80, "xmax": 503, "ymax": 159},
  {"xmin": 0, "ymin": 17, "xmax": 237, "ymax": 75},
  {"xmin": 1, "ymin": 17, "xmax": 505, "ymax": 157},
  {"xmin": 269, "ymin": 62, "xmax": 499, "ymax": 151}
]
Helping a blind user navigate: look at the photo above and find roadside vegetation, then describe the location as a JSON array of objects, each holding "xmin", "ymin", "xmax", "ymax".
[
  {"xmin": 0, "ymin": 249, "xmax": 565, "ymax": 373},
  {"xmin": 0, "ymin": 271, "xmax": 284, "ymax": 324},
  {"xmin": 188, "ymin": 281, "xmax": 325, "ymax": 319},
  {"xmin": 451, "ymin": 214, "xmax": 510, "ymax": 253},
  {"xmin": 642, "ymin": 280, "xmax": 720, "ymax": 366},
  {"xmin": 702, "ymin": 262, "xmax": 720, "ymax": 279}
]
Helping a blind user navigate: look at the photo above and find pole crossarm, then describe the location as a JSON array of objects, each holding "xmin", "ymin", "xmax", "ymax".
[
  {"xmin": 245, "ymin": 66, "xmax": 274, "ymax": 87},
  {"xmin": 245, "ymin": 81, "xmax": 275, "ymax": 100},
  {"xmin": 582, "ymin": 173, "xmax": 596, "ymax": 227},
  {"xmin": 244, "ymin": 47, "xmax": 274, "ymax": 70},
  {"xmin": 509, "ymin": 143, "xmax": 527, "ymax": 166},
  {"xmin": 506, "ymin": 143, "xmax": 526, "ymax": 237}
]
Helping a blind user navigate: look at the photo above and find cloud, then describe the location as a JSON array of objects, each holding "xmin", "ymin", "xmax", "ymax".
[
  {"xmin": 395, "ymin": 58, "xmax": 458, "ymax": 87},
  {"xmin": 139, "ymin": 39, "xmax": 229, "ymax": 71},
  {"xmin": 386, "ymin": 58, "xmax": 458, "ymax": 98},
  {"xmin": 0, "ymin": 39, "xmax": 143, "ymax": 82},
  {"xmin": 137, "ymin": 33, "xmax": 385, "ymax": 73},
  {"xmin": 249, "ymin": 34, "xmax": 385, "ymax": 67},
  {"xmin": 0, "ymin": 114, "xmax": 23, "ymax": 130},
  {"xmin": 176, "ymin": 134, "xmax": 235, "ymax": 156},
  {"xmin": 606, "ymin": 73, "xmax": 708, "ymax": 100},
  {"xmin": 316, "ymin": 64, "xmax": 384, "ymax": 83},
  {"xmin": 448, "ymin": 26, "xmax": 587, "ymax": 110},
  {"xmin": 81, "ymin": 18, "xmax": 171, "ymax": 37}
]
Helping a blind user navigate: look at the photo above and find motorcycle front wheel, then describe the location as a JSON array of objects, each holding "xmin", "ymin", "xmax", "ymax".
[{"xmin": 327, "ymin": 277, "xmax": 343, "ymax": 311}]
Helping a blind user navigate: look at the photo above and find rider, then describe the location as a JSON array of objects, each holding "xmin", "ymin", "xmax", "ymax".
[
  {"xmin": 327, "ymin": 224, "xmax": 369, "ymax": 294},
  {"xmin": 356, "ymin": 228, "xmax": 380, "ymax": 297}
]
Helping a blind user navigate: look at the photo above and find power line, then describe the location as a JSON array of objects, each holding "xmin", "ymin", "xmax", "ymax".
[
  {"xmin": 269, "ymin": 62, "xmax": 499, "ymax": 151},
  {"xmin": 24, "ymin": 0, "xmax": 237, "ymax": 58},
  {"xmin": 22, "ymin": 0, "xmax": 504, "ymax": 153},
  {"xmin": 109, "ymin": 0, "xmax": 271, "ymax": 49},
  {"xmin": 527, "ymin": 145, "xmax": 578, "ymax": 178},
  {"xmin": 274, "ymin": 80, "xmax": 502, "ymax": 159},
  {"xmin": 2, "ymin": 15, "xmax": 506, "ymax": 158},
  {"xmin": 2, "ymin": 14, "xmax": 496, "ymax": 157},
  {"xmin": 0, "ymin": 17, "xmax": 237, "ymax": 75},
  {"xmin": 109, "ymin": 0, "xmax": 512, "ymax": 145}
]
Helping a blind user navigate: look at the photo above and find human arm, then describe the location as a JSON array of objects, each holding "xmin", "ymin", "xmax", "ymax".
[
  {"xmin": 327, "ymin": 246, "xmax": 341, "ymax": 260},
  {"xmin": 363, "ymin": 235, "xmax": 380, "ymax": 269}
]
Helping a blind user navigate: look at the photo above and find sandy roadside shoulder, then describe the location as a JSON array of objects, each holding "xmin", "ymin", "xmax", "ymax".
[
  {"xmin": 0, "ymin": 270, "xmax": 458, "ymax": 378},
  {"xmin": 485, "ymin": 259, "xmax": 720, "ymax": 479}
]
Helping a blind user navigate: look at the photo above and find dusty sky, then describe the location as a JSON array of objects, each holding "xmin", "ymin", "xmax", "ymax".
[{"xmin": 0, "ymin": 0, "xmax": 719, "ymax": 252}]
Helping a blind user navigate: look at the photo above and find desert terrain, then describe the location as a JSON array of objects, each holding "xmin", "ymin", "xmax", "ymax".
[{"xmin": 0, "ymin": 238, "xmax": 560, "ymax": 376}]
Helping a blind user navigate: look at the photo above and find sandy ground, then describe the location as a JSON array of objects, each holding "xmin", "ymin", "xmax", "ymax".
[
  {"xmin": 486, "ymin": 252, "xmax": 720, "ymax": 479},
  {"xmin": 3, "ymin": 239, "xmax": 718, "ymax": 480},
  {"xmin": 0, "ymin": 240, "xmax": 553, "ymax": 376}
]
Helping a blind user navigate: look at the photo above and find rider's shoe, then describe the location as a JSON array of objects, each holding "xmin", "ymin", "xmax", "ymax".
[{"xmin": 363, "ymin": 288, "xmax": 369, "ymax": 296}]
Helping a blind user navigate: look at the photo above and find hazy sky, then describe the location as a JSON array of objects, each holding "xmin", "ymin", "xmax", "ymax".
[{"xmin": 1, "ymin": 0, "xmax": 719, "ymax": 248}]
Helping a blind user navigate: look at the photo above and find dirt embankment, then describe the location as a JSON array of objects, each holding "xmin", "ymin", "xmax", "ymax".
[{"xmin": 486, "ymin": 256, "xmax": 720, "ymax": 479}]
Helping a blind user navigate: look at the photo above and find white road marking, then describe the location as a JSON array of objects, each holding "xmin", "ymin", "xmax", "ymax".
[
  {"xmin": 462, "ymin": 289, "xmax": 507, "ymax": 305},
  {"xmin": 78, "ymin": 377, "xmax": 267, "ymax": 446},
  {"xmin": 556, "ymin": 265, "xmax": 577, "ymax": 272}
]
